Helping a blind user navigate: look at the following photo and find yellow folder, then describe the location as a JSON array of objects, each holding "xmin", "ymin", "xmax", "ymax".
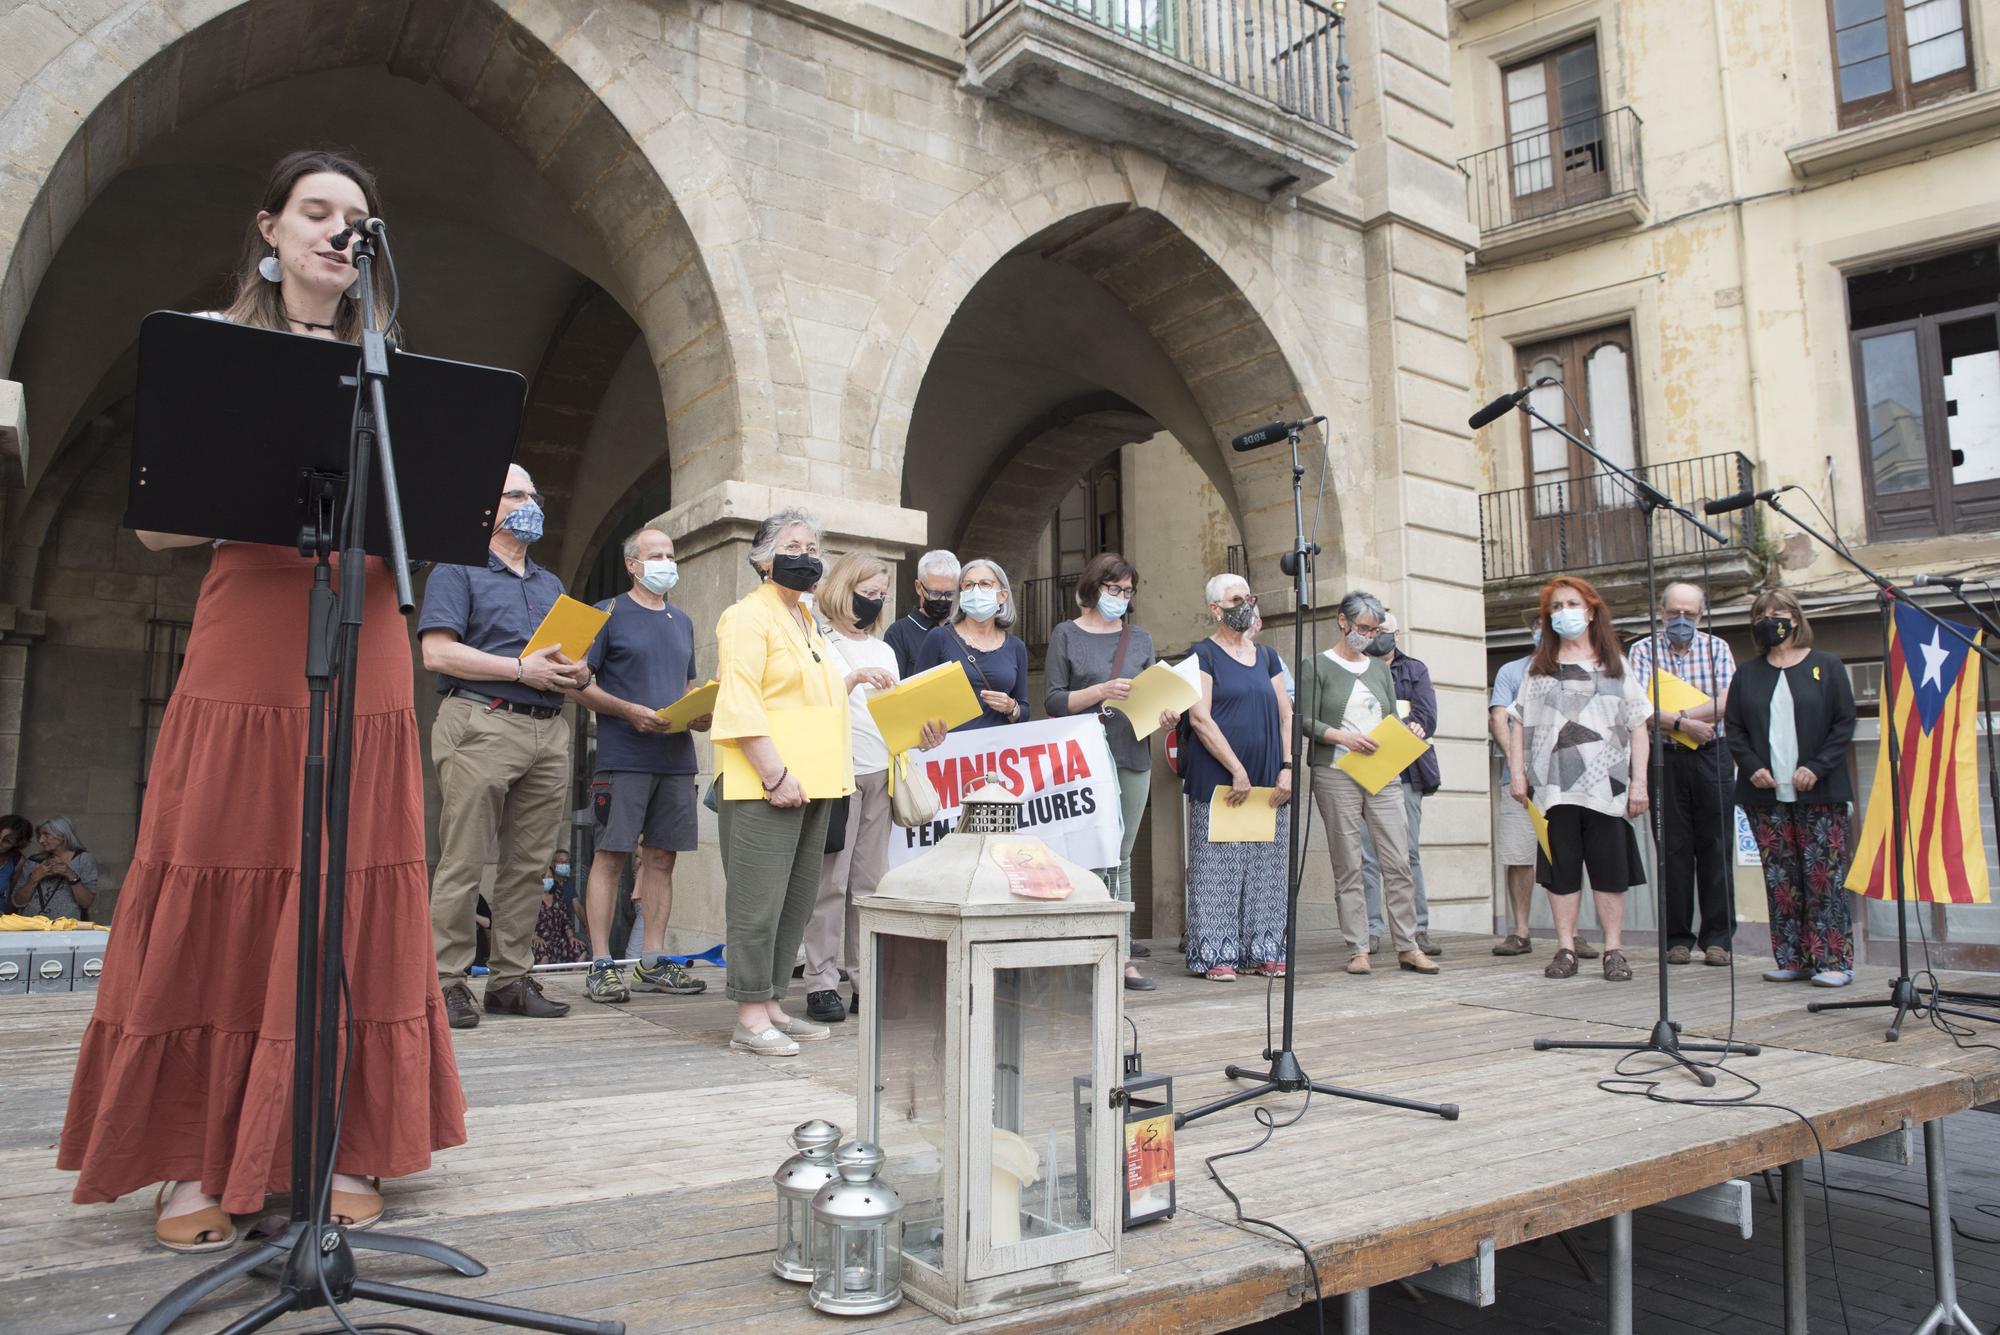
[
  {"xmin": 655, "ymin": 680, "xmax": 719, "ymax": 732},
  {"xmin": 522, "ymin": 594, "xmax": 610, "ymax": 663},
  {"xmin": 1651, "ymin": 670, "xmax": 1710, "ymax": 750},
  {"xmin": 1208, "ymin": 787, "xmax": 1280, "ymax": 842},
  {"xmin": 865, "ymin": 661, "xmax": 982, "ymax": 754},
  {"xmin": 1107, "ymin": 656, "xmax": 1201, "ymax": 741},
  {"xmin": 1527, "ymin": 799, "xmax": 1552, "ymax": 862},
  {"xmin": 1334, "ymin": 717, "xmax": 1431, "ymax": 795},
  {"xmin": 717, "ymin": 706, "xmax": 854, "ymax": 800}
]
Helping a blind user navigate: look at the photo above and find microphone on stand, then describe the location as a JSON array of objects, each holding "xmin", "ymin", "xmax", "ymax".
[
  {"xmin": 1231, "ymin": 416, "xmax": 1327, "ymax": 451},
  {"xmin": 1466, "ymin": 377, "xmax": 1556, "ymax": 430},
  {"xmin": 328, "ymin": 227, "xmax": 354, "ymax": 252},
  {"xmin": 1702, "ymin": 486, "xmax": 1786, "ymax": 516},
  {"xmin": 1913, "ymin": 572, "xmax": 1971, "ymax": 591}
]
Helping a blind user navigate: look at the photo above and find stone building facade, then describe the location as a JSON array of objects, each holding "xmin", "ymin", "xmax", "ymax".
[
  {"xmin": 0, "ymin": 0, "xmax": 1489, "ymax": 942},
  {"xmin": 1453, "ymin": 0, "xmax": 2000, "ymax": 964}
]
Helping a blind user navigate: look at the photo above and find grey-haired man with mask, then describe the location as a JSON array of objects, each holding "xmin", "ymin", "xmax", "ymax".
[
  {"xmin": 885, "ymin": 549, "xmax": 960, "ymax": 677},
  {"xmin": 1356, "ymin": 613, "xmax": 1443, "ymax": 956},
  {"xmin": 572, "ymin": 523, "xmax": 709, "ymax": 1006},
  {"xmin": 420, "ymin": 464, "xmax": 588, "ymax": 1028},
  {"xmin": 1627, "ymin": 580, "xmax": 1737, "ymax": 965}
]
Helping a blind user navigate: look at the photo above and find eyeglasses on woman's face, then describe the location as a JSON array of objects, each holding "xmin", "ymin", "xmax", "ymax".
[
  {"xmin": 1215, "ymin": 592, "xmax": 1257, "ymax": 610},
  {"xmin": 1101, "ymin": 582, "xmax": 1136, "ymax": 599},
  {"xmin": 961, "ymin": 577, "xmax": 1001, "ymax": 593}
]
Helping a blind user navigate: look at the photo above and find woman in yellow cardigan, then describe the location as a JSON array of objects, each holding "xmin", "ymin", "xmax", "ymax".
[{"xmin": 711, "ymin": 508, "xmax": 857, "ymax": 1056}]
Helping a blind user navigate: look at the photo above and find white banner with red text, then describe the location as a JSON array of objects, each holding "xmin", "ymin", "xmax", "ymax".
[{"xmin": 885, "ymin": 715, "xmax": 1122, "ymax": 870}]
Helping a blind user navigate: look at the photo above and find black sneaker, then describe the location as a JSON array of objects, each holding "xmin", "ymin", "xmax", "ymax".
[
  {"xmin": 806, "ymin": 989, "xmax": 848, "ymax": 1023},
  {"xmin": 585, "ymin": 959, "xmax": 629, "ymax": 1005},
  {"xmin": 847, "ymin": 989, "xmax": 861, "ymax": 1017}
]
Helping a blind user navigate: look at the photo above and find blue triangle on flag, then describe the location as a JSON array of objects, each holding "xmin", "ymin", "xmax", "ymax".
[{"xmin": 1893, "ymin": 602, "xmax": 1975, "ymax": 734}]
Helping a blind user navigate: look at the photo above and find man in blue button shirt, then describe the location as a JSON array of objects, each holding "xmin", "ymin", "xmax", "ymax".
[
  {"xmin": 573, "ymin": 523, "xmax": 710, "ymax": 1005},
  {"xmin": 419, "ymin": 465, "xmax": 589, "ymax": 1028}
]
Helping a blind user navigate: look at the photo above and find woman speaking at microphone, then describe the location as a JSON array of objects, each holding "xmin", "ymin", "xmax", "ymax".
[{"xmin": 57, "ymin": 151, "xmax": 466, "ymax": 1252}]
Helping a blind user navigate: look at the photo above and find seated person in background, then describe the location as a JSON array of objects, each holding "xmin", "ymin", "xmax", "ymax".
[
  {"xmin": 0, "ymin": 814, "xmax": 33, "ymax": 906},
  {"xmin": 11, "ymin": 817, "xmax": 98, "ymax": 921}
]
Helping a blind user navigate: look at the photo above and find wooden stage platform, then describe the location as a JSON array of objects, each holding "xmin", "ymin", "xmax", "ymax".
[{"xmin": 4, "ymin": 931, "xmax": 1996, "ymax": 1334}]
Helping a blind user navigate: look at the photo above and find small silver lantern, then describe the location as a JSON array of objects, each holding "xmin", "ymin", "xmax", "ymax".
[
  {"xmin": 773, "ymin": 1119, "xmax": 843, "ymax": 1282},
  {"xmin": 809, "ymin": 1141, "xmax": 904, "ymax": 1316}
]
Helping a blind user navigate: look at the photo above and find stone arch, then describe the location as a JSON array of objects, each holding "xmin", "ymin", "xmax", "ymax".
[
  {"xmin": 851, "ymin": 144, "xmax": 1340, "ymax": 587},
  {"xmin": 0, "ymin": 0, "xmax": 765, "ymax": 497}
]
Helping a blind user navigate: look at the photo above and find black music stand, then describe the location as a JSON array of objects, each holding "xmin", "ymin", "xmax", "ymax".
[{"xmin": 124, "ymin": 298, "xmax": 616, "ymax": 1335}]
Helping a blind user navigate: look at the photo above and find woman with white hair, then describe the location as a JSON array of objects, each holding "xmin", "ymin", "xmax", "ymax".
[
  {"xmin": 914, "ymin": 557, "xmax": 1031, "ymax": 731},
  {"xmin": 711, "ymin": 508, "xmax": 855, "ymax": 1056},
  {"xmin": 10, "ymin": 817, "xmax": 98, "ymax": 920},
  {"xmin": 1180, "ymin": 573, "xmax": 1292, "ymax": 980}
]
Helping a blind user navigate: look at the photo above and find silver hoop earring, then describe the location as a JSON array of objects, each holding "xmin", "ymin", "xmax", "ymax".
[{"xmin": 258, "ymin": 252, "xmax": 282, "ymax": 283}]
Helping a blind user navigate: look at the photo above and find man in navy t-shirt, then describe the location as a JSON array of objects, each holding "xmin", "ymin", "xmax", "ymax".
[{"xmin": 574, "ymin": 523, "xmax": 710, "ymax": 1004}]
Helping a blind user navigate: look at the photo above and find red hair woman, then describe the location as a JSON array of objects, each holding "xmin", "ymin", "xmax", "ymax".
[{"xmin": 1504, "ymin": 576, "xmax": 1653, "ymax": 983}]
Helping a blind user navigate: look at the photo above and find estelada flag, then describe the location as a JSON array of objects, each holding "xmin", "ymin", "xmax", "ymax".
[{"xmin": 1845, "ymin": 602, "xmax": 1991, "ymax": 904}]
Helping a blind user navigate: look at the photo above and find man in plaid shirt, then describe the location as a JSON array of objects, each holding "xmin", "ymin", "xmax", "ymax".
[{"xmin": 1627, "ymin": 581, "xmax": 1738, "ymax": 965}]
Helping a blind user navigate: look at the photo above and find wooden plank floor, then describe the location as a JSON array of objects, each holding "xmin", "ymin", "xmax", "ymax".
[{"xmin": 2, "ymin": 931, "xmax": 1995, "ymax": 1334}]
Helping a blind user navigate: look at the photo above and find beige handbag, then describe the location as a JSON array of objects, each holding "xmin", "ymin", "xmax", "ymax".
[{"xmin": 888, "ymin": 749, "xmax": 940, "ymax": 829}]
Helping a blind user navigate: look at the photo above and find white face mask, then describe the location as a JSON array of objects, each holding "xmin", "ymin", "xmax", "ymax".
[{"xmin": 637, "ymin": 558, "xmax": 678, "ymax": 595}]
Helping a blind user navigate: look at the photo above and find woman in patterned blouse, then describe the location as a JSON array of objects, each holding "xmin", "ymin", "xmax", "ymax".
[{"xmin": 1506, "ymin": 576, "xmax": 1652, "ymax": 983}]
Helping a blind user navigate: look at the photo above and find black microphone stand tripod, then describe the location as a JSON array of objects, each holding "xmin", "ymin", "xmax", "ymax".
[
  {"xmin": 1177, "ymin": 422, "xmax": 1460, "ymax": 1128},
  {"xmin": 1748, "ymin": 496, "xmax": 2000, "ymax": 1037},
  {"xmin": 131, "ymin": 224, "xmax": 620, "ymax": 1335},
  {"xmin": 1507, "ymin": 399, "xmax": 1760, "ymax": 1086}
]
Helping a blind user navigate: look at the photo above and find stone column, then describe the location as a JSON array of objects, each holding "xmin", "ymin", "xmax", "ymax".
[
  {"xmin": 1347, "ymin": 0, "xmax": 1492, "ymax": 934},
  {"xmin": 0, "ymin": 605, "xmax": 47, "ymax": 819}
]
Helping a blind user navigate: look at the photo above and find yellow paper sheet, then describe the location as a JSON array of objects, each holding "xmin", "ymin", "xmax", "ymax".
[
  {"xmin": 1334, "ymin": 717, "xmax": 1432, "ymax": 795},
  {"xmin": 865, "ymin": 661, "xmax": 982, "ymax": 754},
  {"xmin": 1651, "ymin": 670, "xmax": 1710, "ymax": 750},
  {"xmin": 522, "ymin": 594, "xmax": 610, "ymax": 663},
  {"xmin": 655, "ymin": 679, "xmax": 719, "ymax": 732},
  {"xmin": 717, "ymin": 706, "xmax": 854, "ymax": 800},
  {"xmin": 1207, "ymin": 787, "xmax": 1280, "ymax": 842},
  {"xmin": 1527, "ymin": 800, "xmax": 1552, "ymax": 862},
  {"xmin": 1107, "ymin": 655, "xmax": 1202, "ymax": 741}
]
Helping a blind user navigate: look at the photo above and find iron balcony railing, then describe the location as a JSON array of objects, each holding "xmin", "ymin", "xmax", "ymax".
[
  {"xmin": 1478, "ymin": 451, "xmax": 1756, "ymax": 583},
  {"xmin": 1458, "ymin": 106, "xmax": 1645, "ymax": 235},
  {"xmin": 1016, "ymin": 573, "xmax": 1082, "ymax": 651},
  {"xmin": 967, "ymin": 0, "xmax": 1351, "ymax": 136}
]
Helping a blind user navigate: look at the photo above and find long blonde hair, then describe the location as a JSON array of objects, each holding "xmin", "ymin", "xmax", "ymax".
[
  {"xmin": 816, "ymin": 552, "xmax": 892, "ymax": 636},
  {"xmin": 219, "ymin": 150, "xmax": 395, "ymax": 342}
]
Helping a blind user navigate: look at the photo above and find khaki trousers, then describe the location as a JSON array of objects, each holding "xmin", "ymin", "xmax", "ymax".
[
  {"xmin": 430, "ymin": 696, "xmax": 572, "ymax": 988},
  {"xmin": 802, "ymin": 769, "xmax": 890, "ymax": 993},
  {"xmin": 1311, "ymin": 764, "xmax": 1418, "ymax": 954},
  {"xmin": 719, "ymin": 794, "xmax": 833, "ymax": 1003}
]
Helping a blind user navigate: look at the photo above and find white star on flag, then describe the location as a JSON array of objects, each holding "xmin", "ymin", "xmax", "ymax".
[{"xmin": 1918, "ymin": 628, "xmax": 1951, "ymax": 693}]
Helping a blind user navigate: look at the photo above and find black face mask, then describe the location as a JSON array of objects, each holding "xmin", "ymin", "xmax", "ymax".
[
  {"xmin": 770, "ymin": 552, "xmax": 823, "ymax": 592},
  {"xmin": 852, "ymin": 594, "xmax": 885, "ymax": 628},
  {"xmin": 922, "ymin": 594, "xmax": 954, "ymax": 622},
  {"xmin": 1753, "ymin": 616, "xmax": 1793, "ymax": 649}
]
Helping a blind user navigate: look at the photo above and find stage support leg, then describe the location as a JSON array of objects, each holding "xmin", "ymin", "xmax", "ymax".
[
  {"xmin": 1782, "ymin": 1160, "xmax": 1807, "ymax": 1335},
  {"xmin": 1342, "ymin": 1287, "xmax": 1368, "ymax": 1334},
  {"xmin": 1608, "ymin": 1211, "xmax": 1633, "ymax": 1335},
  {"xmin": 1914, "ymin": 1119, "xmax": 1985, "ymax": 1335}
]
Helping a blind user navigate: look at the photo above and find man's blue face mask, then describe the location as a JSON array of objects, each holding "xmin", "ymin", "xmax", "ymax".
[{"xmin": 499, "ymin": 499, "xmax": 545, "ymax": 545}]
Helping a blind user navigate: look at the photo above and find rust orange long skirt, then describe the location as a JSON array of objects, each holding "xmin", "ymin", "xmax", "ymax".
[{"xmin": 58, "ymin": 544, "xmax": 467, "ymax": 1213}]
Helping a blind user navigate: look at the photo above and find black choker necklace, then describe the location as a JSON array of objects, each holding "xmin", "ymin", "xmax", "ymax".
[{"xmin": 283, "ymin": 307, "xmax": 337, "ymax": 332}]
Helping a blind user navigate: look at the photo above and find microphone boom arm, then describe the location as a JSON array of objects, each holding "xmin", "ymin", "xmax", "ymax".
[{"xmin": 1516, "ymin": 400, "xmax": 1730, "ymax": 546}]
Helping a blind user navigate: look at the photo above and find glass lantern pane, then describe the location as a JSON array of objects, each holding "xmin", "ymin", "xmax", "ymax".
[
  {"xmin": 873, "ymin": 932, "xmax": 948, "ymax": 1272},
  {"xmin": 990, "ymin": 964, "xmax": 1097, "ymax": 1248}
]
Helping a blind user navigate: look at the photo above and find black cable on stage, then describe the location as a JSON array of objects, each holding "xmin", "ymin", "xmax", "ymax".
[
  {"xmin": 1203, "ymin": 1090, "xmax": 1327, "ymax": 1335},
  {"xmin": 1595, "ymin": 1055, "xmax": 1855, "ymax": 1335}
]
